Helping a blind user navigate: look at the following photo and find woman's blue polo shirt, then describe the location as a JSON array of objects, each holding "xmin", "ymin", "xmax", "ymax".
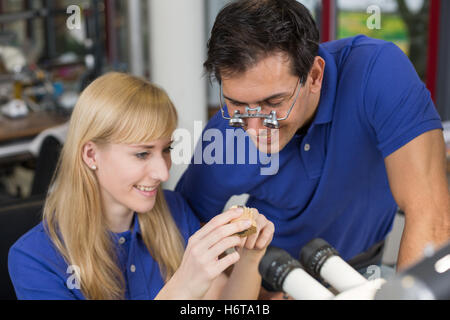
[
  {"xmin": 175, "ymin": 35, "xmax": 443, "ymax": 261},
  {"xmin": 8, "ymin": 190, "xmax": 200, "ymax": 299}
]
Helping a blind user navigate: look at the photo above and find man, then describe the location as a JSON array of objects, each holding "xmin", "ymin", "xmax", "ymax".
[{"xmin": 176, "ymin": 0, "xmax": 449, "ymax": 280}]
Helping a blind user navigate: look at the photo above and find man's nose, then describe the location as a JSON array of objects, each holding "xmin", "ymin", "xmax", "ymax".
[{"xmin": 245, "ymin": 116, "xmax": 266, "ymax": 135}]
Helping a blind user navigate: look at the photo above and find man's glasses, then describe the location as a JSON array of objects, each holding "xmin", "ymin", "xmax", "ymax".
[{"xmin": 219, "ymin": 79, "xmax": 302, "ymax": 129}]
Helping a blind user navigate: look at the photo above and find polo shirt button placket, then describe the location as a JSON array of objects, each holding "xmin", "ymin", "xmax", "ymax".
[
  {"xmin": 130, "ymin": 264, "xmax": 136, "ymax": 273},
  {"xmin": 118, "ymin": 237, "xmax": 126, "ymax": 245},
  {"xmin": 304, "ymin": 143, "xmax": 310, "ymax": 152}
]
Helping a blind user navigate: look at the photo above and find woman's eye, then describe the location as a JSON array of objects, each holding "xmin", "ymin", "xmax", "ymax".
[
  {"xmin": 136, "ymin": 152, "xmax": 149, "ymax": 160},
  {"xmin": 164, "ymin": 146, "xmax": 173, "ymax": 153}
]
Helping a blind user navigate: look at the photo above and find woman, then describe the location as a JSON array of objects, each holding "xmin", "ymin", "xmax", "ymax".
[{"xmin": 8, "ymin": 72, "xmax": 274, "ymax": 300}]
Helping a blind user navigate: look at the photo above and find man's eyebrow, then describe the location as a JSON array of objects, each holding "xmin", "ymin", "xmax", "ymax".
[{"xmin": 223, "ymin": 92, "xmax": 289, "ymax": 105}]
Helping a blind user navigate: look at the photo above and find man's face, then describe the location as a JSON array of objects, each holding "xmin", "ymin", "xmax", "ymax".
[{"xmin": 221, "ymin": 52, "xmax": 323, "ymax": 153}]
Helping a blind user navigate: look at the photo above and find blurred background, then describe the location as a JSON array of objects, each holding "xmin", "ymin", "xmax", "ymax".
[
  {"xmin": 0, "ymin": 0, "xmax": 449, "ymax": 299},
  {"xmin": 0, "ymin": 0, "xmax": 448, "ymax": 195}
]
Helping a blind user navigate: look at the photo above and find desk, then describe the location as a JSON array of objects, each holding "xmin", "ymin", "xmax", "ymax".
[
  {"xmin": 0, "ymin": 111, "xmax": 69, "ymax": 164},
  {"xmin": 0, "ymin": 111, "xmax": 69, "ymax": 143}
]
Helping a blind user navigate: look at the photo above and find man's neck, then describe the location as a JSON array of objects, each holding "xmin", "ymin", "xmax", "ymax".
[{"xmin": 296, "ymin": 108, "xmax": 318, "ymax": 136}]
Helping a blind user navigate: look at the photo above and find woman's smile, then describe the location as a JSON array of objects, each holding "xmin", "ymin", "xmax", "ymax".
[{"xmin": 133, "ymin": 184, "xmax": 158, "ymax": 197}]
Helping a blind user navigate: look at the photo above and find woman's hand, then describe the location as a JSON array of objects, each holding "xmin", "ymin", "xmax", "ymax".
[
  {"xmin": 158, "ymin": 206, "xmax": 252, "ymax": 300},
  {"xmin": 216, "ymin": 208, "xmax": 275, "ymax": 300}
]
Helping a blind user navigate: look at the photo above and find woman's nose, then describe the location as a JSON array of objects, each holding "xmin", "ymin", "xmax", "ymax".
[{"xmin": 149, "ymin": 156, "xmax": 170, "ymax": 182}]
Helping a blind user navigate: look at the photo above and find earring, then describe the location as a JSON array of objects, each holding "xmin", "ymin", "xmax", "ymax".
[{"xmin": 91, "ymin": 165, "xmax": 97, "ymax": 170}]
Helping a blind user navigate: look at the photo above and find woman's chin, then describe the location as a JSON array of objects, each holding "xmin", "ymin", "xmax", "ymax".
[{"xmin": 129, "ymin": 199, "xmax": 156, "ymax": 214}]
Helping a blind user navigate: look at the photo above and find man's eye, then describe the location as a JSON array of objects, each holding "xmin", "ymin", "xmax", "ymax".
[
  {"xmin": 265, "ymin": 101, "xmax": 283, "ymax": 108},
  {"xmin": 230, "ymin": 101, "xmax": 246, "ymax": 107},
  {"xmin": 136, "ymin": 152, "xmax": 149, "ymax": 159}
]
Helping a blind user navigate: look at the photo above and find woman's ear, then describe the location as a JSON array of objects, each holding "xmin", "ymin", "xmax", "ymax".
[
  {"xmin": 82, "ymin": 141, "xmax": 98, "ymax": 170},
  {"xmin": 308, "ymin": 56, "xmax": 325, "ymax": 94}
]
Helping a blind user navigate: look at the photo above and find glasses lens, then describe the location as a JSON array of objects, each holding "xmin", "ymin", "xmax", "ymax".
[
  {"xmin": 229, "ymin": 118, "xmax": 245, "ymax": 127},
  {"xmin": 263, "ymin": 119, "xmax": 279, "ymax": 129}
]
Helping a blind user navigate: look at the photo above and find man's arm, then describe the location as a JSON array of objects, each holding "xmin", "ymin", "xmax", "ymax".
[{"xmin": 384, "ymin": 129, "xmax": 450, "ymax": 270}]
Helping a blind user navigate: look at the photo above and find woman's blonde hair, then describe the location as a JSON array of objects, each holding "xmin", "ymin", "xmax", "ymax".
[{"xmin": 43, "ymin": 72, "xmax": 185, "ymax": 300}]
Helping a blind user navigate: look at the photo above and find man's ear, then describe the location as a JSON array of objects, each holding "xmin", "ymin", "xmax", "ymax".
[
  {"xmin": 308, "ymin": 56, "xmax": 325, "ymax": 94},
  {"xmin": 82, "ymin": 141, "xmax": 98, "ymax": 170}
]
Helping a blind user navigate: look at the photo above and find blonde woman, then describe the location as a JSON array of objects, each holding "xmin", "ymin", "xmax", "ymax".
[{"xmin": 8, "ymin": 72, "xmax": 274, "ymax": 300}]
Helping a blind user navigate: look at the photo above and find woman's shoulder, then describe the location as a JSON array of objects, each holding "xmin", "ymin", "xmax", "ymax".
[
  {"xmin": 163, "ymin": 189, "xmax": 201, "ymax": 238},
  {"xmin": 163, "ymin": 189, "xmax": 188, "ymax": 209},
  {"xmin": 10, "ymin": 222, "xmax": 49, "ymax": 252},
  {"xmin": 8, "ymin": 221, "xmax": 66, "ymax": 271},
  {"xmin": 8, "ymin": 221, "xmax": 81, "ymax": 299},
  {"xmin": 163, "ymin": 189, "xmax": 193, "ymax": 220},
  {"xmin": 163, "ymin": 189, "xmax": 198, "ymax": 219}
]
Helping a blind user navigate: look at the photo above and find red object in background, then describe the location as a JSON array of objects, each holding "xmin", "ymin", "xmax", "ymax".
[
  {"xmin": 425, "ymin": 0, "xmax": 440, "ymax": 103},
  {"xmin": 104, "ymin": 0, "xmax": 117, "ymax": 65},
  {"xmin": 320, "ymin": 0, "xmax": 336, "ymax": 43}
]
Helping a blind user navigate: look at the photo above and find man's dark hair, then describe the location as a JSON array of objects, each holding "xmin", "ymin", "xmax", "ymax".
[{"xmin": 204, "ymin": 0, "xmax": 320, "ymax": 84}]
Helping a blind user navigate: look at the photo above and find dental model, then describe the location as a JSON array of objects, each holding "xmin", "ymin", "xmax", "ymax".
[{"xmin": 230, "ymin": 205, "xmax": 258, "ymax": 237}]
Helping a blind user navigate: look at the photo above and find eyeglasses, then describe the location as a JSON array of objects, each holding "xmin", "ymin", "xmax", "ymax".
[{"xmin": 219, "ymin": 78, "xmax": 302, "ymax": 129}]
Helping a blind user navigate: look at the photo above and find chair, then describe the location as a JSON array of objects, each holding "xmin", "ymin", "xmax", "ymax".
[
  {"xmin": 0, "ymin": 195, "xmax": 44, "ymax": 299},
  {"xmin": 30, "ymin": 136, "xmax": 62, "ymax": 196}
]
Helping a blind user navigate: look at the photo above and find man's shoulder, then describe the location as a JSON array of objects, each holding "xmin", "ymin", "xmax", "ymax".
[
  {"xmin": 320, "ymin": 35, "xmax": 395, "ymax": 71},
  {"xmin": 205, "ymin": 108, "xmax": 229, "ymax": 132},
  {"xmin": 321, "ymin": 34, "xmax": 390, "ymax": 54}
]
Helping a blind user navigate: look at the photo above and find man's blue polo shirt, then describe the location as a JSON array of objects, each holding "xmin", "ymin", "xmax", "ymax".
[
  {"xmin": 176, "ymin": 35, "xmax": 443, "ymax": 261},
  {"xmin": 8, "ymin": 190, "xmax": 200, "ymax": 299}
]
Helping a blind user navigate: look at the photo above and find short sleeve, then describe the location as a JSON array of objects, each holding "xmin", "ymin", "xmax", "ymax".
[
  {"xmin": 8, "ymin": 229, "xmax": 79, "ymax": 300},
  {"xmin": 363, "ymin": 42, "xmax": 442, "ymax": 158}
]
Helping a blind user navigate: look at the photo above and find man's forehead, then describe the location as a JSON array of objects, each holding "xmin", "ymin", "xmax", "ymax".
[
  {"xmin": 221, "ymin": 52, "xmax": 294, "ymax": 83},
  {"xmin": 221, "ymin": 69, "xmax": 297, "ymax": 102}
]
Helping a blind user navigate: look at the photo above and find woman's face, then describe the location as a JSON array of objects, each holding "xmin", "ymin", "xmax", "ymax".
[{"xmin": 87, "ymin": 137, "xmax": 173, "ymax": 216}]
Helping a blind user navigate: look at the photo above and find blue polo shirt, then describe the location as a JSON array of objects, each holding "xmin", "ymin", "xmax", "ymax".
[
  {"xmin": 176, "ymin": 35, "xmax": 443, "ymax": 261},
  {"xmin": 8, "ymin": 190, "xmax": 200, "ymax": 300}
]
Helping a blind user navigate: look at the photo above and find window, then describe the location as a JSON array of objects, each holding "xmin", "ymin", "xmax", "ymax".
[{"xmin": 336, "ymin": 0, "xmax": 430, "ymax": 81}]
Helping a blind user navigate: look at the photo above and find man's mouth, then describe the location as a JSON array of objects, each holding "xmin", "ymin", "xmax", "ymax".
[
  {"xmin": 257, "ymin": 135, "xmax": 272, "ymax": 143},
  {"xmin": 253, "ymin": 130, "xmax": 279, "ymax": 143}
]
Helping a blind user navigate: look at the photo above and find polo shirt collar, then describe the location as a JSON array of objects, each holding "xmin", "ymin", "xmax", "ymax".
[
  {"xmin": 111, "ymin": 213, "xmax": 140, "ymax": 240},
  {"xmin": 132, "ymin": 212, "xmax": 142, "ymax": 237},
  {"xmin": 311, "ymin": 45, "xmax": 338, "ymax": 125}
]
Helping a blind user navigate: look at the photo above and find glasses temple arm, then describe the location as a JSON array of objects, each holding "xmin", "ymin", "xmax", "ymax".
[{"xmin": 277, "ymin": 80, "xmax": 302, "ymax": 121}]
